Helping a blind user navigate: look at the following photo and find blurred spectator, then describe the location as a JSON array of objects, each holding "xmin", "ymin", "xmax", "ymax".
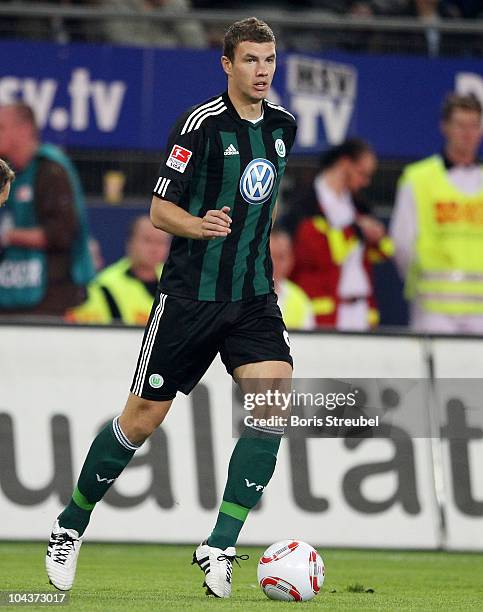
[
  {"xmin": 369, "ymin": 0, "xmax": 475, "ymax": 56},
  {"xmin": 279, "ymin": 1, "xmax": 343, "ymax": 53},
  {"xmin": 442, "ymin": 0, "xmax": 483, "ymax": 17},
  {"xmin": 349, "ymin": 1, "xmax": 374, "ymax": 16},
  {"xmin": 390, "ymin": 92, "xmax": 483, "ymax": 334},
  {"xmin": 290, "ymin": 139, "xmax": 394, "ymax": 330},
  {"xmin": 344, "ymin": 1, "xmax": 377, "ymax": 52},
  {"xmin": 192, "ymin": 0, "xmax": 310, "ymax": 7},
  {"xmin": 67, "ymin": 215, "xmax": 170, "ymax": 325},
  {"xmin": 371, "ymin": 0, "xmax": 411, "ymax": 15},
  {"xmin": 270, "ymin": 227, "xmax": 315, "ymax": 330},
  {"xmin": 348, "ymin": 0, "xmax": 480, "ymax": 17},
  {"xmin": 0, "ymin": 159, "xmax": 15, "ymax": 207},
  {"xmin": 10, "ymin": 0, "xmax": 90, "ymax": 43},
  {"xmin": 0, "ymin": 103, "xmax": 94, "ymax": 316},
  {"xmin": 101, "ymin": 0, "xmax": 206, "ymax": 48},
  {"xmin": 412, "ymin": 0, "xmax": 444, "ymax": 57},
  {"xmin": 88, "ymin": 237, "xmax": 105, "ymax": 272}
]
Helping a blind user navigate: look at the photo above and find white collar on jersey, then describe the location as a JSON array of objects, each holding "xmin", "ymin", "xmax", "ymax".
[{"xmin": 246, "ymin": 111, "xmax": 264, "ymax": 124}]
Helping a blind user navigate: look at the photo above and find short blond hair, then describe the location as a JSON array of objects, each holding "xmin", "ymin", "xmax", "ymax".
[{"xmin": 441, "ymin": 93, "xmax": 482, "ymax": 122}]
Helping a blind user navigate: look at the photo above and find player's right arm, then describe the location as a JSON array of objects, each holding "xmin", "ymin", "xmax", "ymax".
[
  {"xmin": 151, "ymin": 198, "xmax": 231, "ymax": 239},
  {"xmin": 149, "ymin": 99, "xmax": 231, "ymax": 240}
]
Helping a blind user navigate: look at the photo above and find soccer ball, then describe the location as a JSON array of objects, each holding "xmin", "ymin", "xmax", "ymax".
[{"xmin": 257, "ymin": 539, "xmax": 325, "ymax": 602}]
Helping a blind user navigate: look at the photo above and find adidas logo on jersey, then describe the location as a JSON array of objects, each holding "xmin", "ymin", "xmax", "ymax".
[{"xmin": 224, "ymin": 144, "xmax": 239, "ymax": 156}]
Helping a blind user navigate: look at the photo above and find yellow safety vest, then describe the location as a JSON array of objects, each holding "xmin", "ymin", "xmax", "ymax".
[
  {"xmin": 401, "ymin": 155, "xmax": 483, "ymax": 315},
  {"xmin": 68, "ymin": 258, "xmax": 162, "ymax": 325},
  {"xmin": 277, "ymin": 279, "xmax": 314, "ymax": 330}
]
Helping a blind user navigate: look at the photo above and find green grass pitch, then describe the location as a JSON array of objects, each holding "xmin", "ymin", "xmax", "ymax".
[{"xmin": 1, "ymin": 542, "xmax": 483, "ymax": 610}]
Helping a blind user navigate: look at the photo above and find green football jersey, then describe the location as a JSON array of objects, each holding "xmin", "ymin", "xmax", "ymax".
[{"xmin": 153, "ymin": 91, "xmax": 297, "ymax": 302}]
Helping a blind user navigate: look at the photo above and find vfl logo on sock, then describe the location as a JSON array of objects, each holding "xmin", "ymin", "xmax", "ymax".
[
  {"xmin": 245, "ymin": 478, "xmax": 265, "ymax": 492},
  {"xmin": 96, "ymin": 473, "xmax": 116, "ymax": 484}
]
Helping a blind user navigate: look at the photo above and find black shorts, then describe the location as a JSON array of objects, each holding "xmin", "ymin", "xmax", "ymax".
[{"xmin": 130, "ymin": 291, "xmax": 293, "ymax": 401}]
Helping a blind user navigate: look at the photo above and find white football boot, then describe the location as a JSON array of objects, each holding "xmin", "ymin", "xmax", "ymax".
[
  {"xmin": 45, "ymin": 519, "xmax": 82, "ymax": 591},
  {"xmin": 192, "ymin": 541, "xmax": 248, "ymax": 598}
]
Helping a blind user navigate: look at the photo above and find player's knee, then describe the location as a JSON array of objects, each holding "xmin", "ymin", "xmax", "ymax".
[
  {"xmin": 120, "ymin": 396, "xmax": 171, "ymax": 444},
  {"xmin": 123, "ymin": 410, "xmax": 157, "ymax": 443}
]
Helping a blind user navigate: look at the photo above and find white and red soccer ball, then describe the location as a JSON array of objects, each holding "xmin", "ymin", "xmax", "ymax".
[{"xmin": 257, "ymin": 539, "xmax": 325, "ymax": 602}]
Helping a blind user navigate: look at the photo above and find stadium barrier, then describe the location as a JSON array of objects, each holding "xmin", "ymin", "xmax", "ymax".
[
  {"xmin": 2, "ymin": 4, "xmax": 483, "ymax": 48},
  {"xmin": 1, "ymin": 324, "xmax": 482, "ymax": 551}
]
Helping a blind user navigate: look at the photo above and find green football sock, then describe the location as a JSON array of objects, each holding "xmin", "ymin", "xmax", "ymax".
[
  {"xmin": 58, "ymin": 417, "xmax": 139, "ymax": 536},
  {"xmin": 208, "ymin": 428, "xmax": 282, "ymax": 550}
]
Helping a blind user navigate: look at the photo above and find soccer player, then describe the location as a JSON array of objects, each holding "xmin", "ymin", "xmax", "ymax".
[{"xmin": 46, "ymin": 17, "xmax": 297, "ymax": 598}]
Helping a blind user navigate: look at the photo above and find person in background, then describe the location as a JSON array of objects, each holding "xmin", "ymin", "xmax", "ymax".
[
  {"xmin": 290, "ymin": 139, "xmax": 394, "ymax": 331},
  {"xmin": 0, "ymin": 103, "xmax": 94, "ymax": 316},
  {"xmin": 67, "ymin": 215, "xmax": 170, "ymax": 325},
  {"xmin": 442, "ymin": 0, "xmax": 482, "ymax": 18},
  {"xmin": 101, "ymin": 0, "xmax": 206, "ymax": 49},
  {"xmin": 390, "ymin": 92, "xmax": 483, "ymax": 334},
  {"xmin": 0, "ymin": 158, "xmax": 15, "ymax": 207},
  {"xmin": 368, "ymin": 0, "xmax": 470, "ymax": 57},
  {"xmin": 270, "ymin": 227, "xmax": 315, "ymax": 330}
]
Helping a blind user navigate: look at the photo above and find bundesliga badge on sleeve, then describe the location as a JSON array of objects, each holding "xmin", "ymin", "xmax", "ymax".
[{"xmin": 166, "ymin": 145, "xmax": 193, "ymax": 173}]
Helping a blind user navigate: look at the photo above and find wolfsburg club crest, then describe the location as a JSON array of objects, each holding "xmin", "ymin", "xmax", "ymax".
[{"xmin": 239, "ymin": 158, "xmax": 277, "ymax": 205}]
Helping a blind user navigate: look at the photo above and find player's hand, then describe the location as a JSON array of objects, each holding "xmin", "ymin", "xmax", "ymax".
[
  {"xmin": 357, "ymin": 214, "xmax": 385, "ymax": 245},
  {"xmin": 199, "ymin": 206, "xmax": 232, "ymax": 239}
]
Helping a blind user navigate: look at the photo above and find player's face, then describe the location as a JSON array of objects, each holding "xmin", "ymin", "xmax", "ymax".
[
  {"xmin": 442, "ymin": 109, "xmax": 482, "ymax": 160},
  {"xmin": 270, "ymin": 233, "xmax": 294, "ymax": 282},
  {"xmin": 224, "ymin": 41, "xmax": 276, "ymax": 103},
  {"xmin": 129, "ymin": 218, "xmax": 171, "ymax": 270},
  {"xmin": 0, "ymin": 181, "xmax": 11, "ymax": 207},
  {"xmin": 346, "ymin": 152, "xmax": 377, "ymax": 193}
]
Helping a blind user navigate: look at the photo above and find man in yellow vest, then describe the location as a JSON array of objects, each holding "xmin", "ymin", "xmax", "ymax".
[
  {"xmin": 391, "ymin": 92, "xmax": 483, "ymax": 333},
  {"xmin": 67, "ymin": 215, "xmax": 170, "ymax": 325},
  {"xmin": 270, "ymin": 227, "xmax": 315, "ymax": 330}
]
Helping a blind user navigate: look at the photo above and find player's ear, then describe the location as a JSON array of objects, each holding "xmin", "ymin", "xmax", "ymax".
[{"xmin": 221, "ymin": 55, "xmax": 232, "ymax": 77}]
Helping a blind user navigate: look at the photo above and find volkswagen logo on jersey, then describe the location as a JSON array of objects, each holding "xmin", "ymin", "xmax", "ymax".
[{"xmin": 240, "ymin": 158, "xmax": 277, "ymax": 205}]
